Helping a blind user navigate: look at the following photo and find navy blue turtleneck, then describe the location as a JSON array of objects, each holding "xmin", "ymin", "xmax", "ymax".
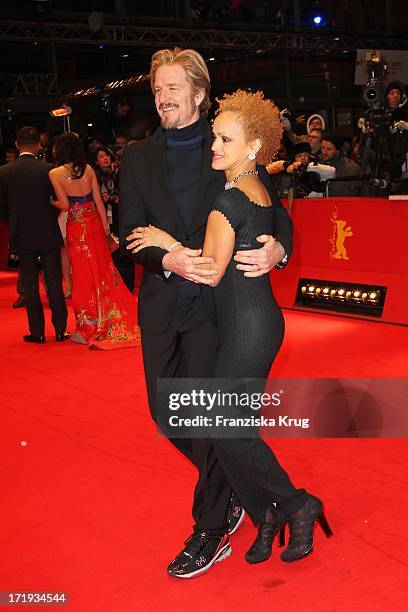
[{"xmin": 165, "ymin": 116, "xmax": 205, "ymax": 230}]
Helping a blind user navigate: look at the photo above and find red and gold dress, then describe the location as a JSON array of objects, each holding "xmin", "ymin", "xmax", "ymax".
[{"xmin": 66, "ymin": 192, "xmax": 140, "ymax": 349}]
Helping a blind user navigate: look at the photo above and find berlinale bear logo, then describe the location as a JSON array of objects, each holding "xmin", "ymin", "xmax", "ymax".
[{"xmin": 330, "ymin": 207, "xmax": 353, "ymax": 260}]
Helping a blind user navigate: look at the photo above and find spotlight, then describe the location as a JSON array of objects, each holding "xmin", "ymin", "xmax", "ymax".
[
  {"xmin": 308, "ymin": 286, "xmax": 315, "ymax": 293},
  {"xmin": 330, "ymin": 289, "xmax": 336, "ymax": 297},
  {"xmin": 346, "ymin": 291, "xmax": 352, "ymax": 299},
  {"xmin": 369, "ymin": 292, "xmax": 377, "ymax": 300},
  {"xmin": 353, "ymin": 291, "xmax": 361, "ymax": 298},
  {"xmin": 301, "ymin": 286, "xmax": 307, "ymax": 294},
  {"xmin": 49, "ymin": 103, "xmax": 72, "ymax": 132},
  {"xmin": 322, "ymin": 287, "xmax": 330, "ymax": 295},
  {"xmin": 338, "ymin": 289, "xmax": 345, "ymax": 297},
  {"xmin": 49, "ymin": 104, "xmax": 72, "ymax": 118}
]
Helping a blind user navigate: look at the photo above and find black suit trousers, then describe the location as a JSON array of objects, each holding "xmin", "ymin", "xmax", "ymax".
[
  {"xmin": 111, "ymin": 250, "xmax": 135, "ymax": 293},
  {"xmin": 18, "ymin": 248, "xmax": 67, "ymax": 337},
  {"xmin": 141, "ymin": 294, "xmax": 232, "ymax": 535}
]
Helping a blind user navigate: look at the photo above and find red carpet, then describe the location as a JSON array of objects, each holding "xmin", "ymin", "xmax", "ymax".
[{"xmin": 1, "ymin": 270, "xmax": 407, "ymax": 611}]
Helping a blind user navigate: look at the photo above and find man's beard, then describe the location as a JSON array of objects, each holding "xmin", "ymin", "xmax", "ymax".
[
  {"xmin": 161, "ymin": 112, "xmax": 181, "ymax": 129},
  {"xmin": 159, "ymin": 98, "xmax": 198, "ymax": 129}
]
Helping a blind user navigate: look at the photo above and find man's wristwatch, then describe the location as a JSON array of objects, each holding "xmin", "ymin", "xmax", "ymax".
[{"xmin": 275, "ymin": 242, "xmax": 288, "ymax": 269}]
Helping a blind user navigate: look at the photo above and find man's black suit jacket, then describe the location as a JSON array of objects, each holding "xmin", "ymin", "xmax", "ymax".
[
  {"xmin": 0, "ymin": 155, "xmax": 63, "ymax": 251},
  {"xmin": 119, "ymin": 121, "xmax": 293, "ymax": 334}
]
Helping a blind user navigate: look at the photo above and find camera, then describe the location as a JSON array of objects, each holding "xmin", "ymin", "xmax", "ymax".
[
  {"xmin": 358, "ymin": 53, "xmax": 399, "ymax": 181},
  {"xmin": 292, "ymin": 161, "xmax": 309, "ymax": 175},
  {"xmin": 360, "ymin": 55, "xmax": 387, "ymax": 115},
  {"xmin": 291, "ymin": 158, "xmax": 324, "ymax": 197}
]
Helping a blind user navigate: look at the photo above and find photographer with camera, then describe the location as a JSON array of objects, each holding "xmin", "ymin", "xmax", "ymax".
[
  {"xmin": 289, "ymin": 141, "xmax": 335, "ymax": 198},
  {"xmin": 280, "ymin": 108, "xmax": 316, "ymax": 146},
  {"xmin": 267, "ymin": 141, "xmax": 335, "ymax": 204},
  {"xmin": 265, "ymin": 143, "xmax": 304, "ymax": 200},
  {"xmin": 358, "ymin": 54, "xmax": 408, "ymax": 190},
  {"xmin": 386, "ymin": 81, "xmax": 407, "ymax": 122},
  {"xmin": 385, "ymin": 82, "xmax": 408, "ymax": 185},
  {"xmin": 280, "ymin": 108, "xmax": 299, "ymax": 148}
]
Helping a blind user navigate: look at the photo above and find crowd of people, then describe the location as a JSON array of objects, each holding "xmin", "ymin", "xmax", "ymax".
[
  {"xmin": 267, "ymin": 81, "xmax": 408, "ymax": 199},
  {"xmin": 2, "ymin": 77, "xmax": 407, "ymax": 219},
  {"xmin": 2, "ymin": 130, "xmax": 138, "ymax": 311},
  {"xmin": 0, "ymin": 126, "xmax": 140, "ymax": 349}
]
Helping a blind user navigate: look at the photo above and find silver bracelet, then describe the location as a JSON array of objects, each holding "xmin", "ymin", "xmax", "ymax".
[{"xmin": 168, "ymin": 241, "xmax": 182, "ymax": 251}]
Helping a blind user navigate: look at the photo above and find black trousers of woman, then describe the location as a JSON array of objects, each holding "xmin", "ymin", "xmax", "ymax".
[{"xmin": 209, "ymin": 255, "xmax": 308, "ymax": 526}]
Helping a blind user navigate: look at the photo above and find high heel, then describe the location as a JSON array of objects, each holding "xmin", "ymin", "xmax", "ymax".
[
  {"xmin": 245, "ymin": 522, "xmax": 280, "ymax": 564},
  {"xmin": 280, "ymin": 494, "xmax": 333, "ymax": 563},
  {"xmin": 318, "ymin": 511, "xmax": 333, "ymax": 538}
]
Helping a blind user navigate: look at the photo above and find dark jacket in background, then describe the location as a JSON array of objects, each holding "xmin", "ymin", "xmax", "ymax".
[
  {"xmin": 326, "ymin": 152, "xmax": 363, "ymax": 197},
  {"xmin": 0, "ymin": 154, "xmax": 63, "ymax": 250}
]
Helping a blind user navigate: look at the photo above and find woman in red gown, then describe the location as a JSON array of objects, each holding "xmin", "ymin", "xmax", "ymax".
[{"xmin": 50, "ymin": 133, "xmax": 140, "ymax": 350}]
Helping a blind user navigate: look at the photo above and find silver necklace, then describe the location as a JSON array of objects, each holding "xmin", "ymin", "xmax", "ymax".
[{"xmin": 225, "ymin": 170, "xmax": 259, "ymax": 190}]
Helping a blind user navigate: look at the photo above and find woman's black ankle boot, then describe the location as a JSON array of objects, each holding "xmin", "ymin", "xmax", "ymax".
[
  {"xmin": 245, "ymin": 516, "xmax": 285, "ymax": 564},
  {"xmin": 280, "ymin": 494, "xmax": 333, "ymax": 563}
]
